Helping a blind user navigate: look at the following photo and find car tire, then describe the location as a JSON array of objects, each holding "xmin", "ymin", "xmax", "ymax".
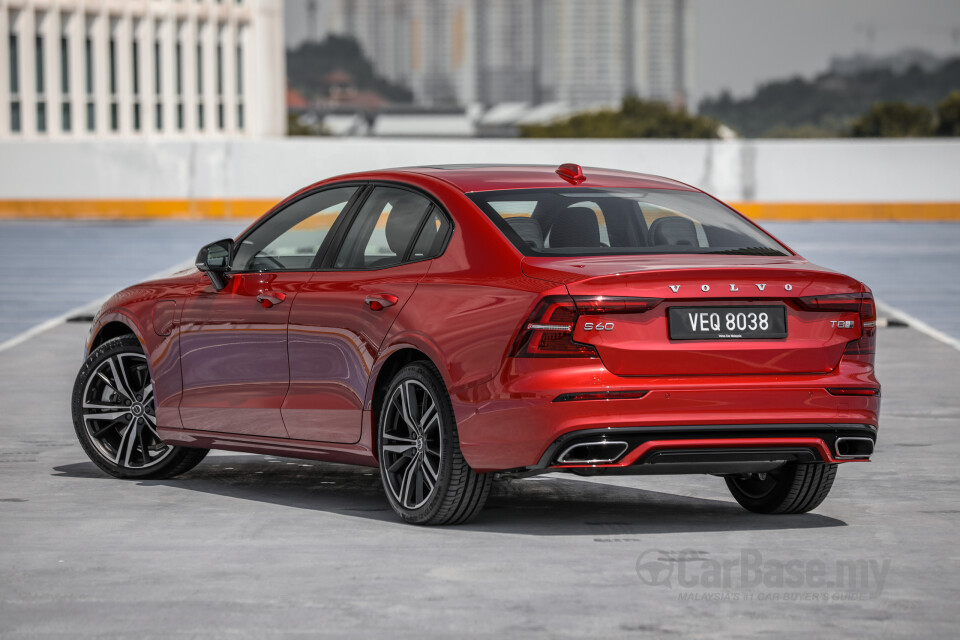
[
  {"xmin": 724, "ymin": 462, "xmax": 838, "ymax": 514},
  {"xmin": 72, "ymin": 335, "xmax": 209, "ymax": 479},
  {"xmin": 377, "ymin": 361, "xmax": 491, "ymax": 525}
]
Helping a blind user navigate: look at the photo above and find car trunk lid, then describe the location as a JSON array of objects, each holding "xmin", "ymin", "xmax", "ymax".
[{"xmin": 522, "ymin": 255, "xmax": 865, "ymax": 376}]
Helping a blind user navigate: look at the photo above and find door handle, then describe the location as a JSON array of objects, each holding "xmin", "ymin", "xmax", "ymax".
[
  {"xmin": 365, "ymin": 293, "xmax": 399, "ymax": 311},
  {"xmin": 257, "ymin": 291, "xmax": 287, "ymax": 308}
]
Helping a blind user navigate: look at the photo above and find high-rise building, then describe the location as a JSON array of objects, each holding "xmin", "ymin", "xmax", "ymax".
[
  {"xmin": 640, "ymin": 0, "xmax": 695, "ymax": 105},
  {"xmin": 1, "ymin": 0, "xmax": 286, "ymax": 140},
  {"xmin": 286, "ymin": 0, "xmax": 694, "ymax": 110},
  {"xmin": 546, "ymin": 0, "xmax": 627, "ymax": 107},
  {"xmin": 475, "ymin": 0, "xmax": 539, "ymax": 104},
  {"xmin": 304, "ymin": 0, "xmax": 473, "ymax": 107}
]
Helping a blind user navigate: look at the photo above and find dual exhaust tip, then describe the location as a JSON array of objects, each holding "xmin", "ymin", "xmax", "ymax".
[
  {"xmin": 556, "ymin": 440, "xmax": 629, "ymax": 465},
  {"xmin": 835, "ymin": 436, "xmax": 874, "ymax": 459},
  {"xmin": 556, "ymin": 436, "xmax": 875, "ymax": 466}
]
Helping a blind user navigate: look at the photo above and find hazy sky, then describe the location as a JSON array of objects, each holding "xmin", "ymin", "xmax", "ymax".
[{"xmin": 695, "ymin": 0, "xmax": 960, "ymax": 99}]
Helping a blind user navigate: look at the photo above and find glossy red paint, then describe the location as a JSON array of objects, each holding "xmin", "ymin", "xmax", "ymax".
[
  {"xmin": 178, "ymin": 271, "xmax": 303, "ymax": 438},
  {"xmin": 555, "ymin": 163, "xmax": 587, "ymax": 184},
  {"xmin": 282, "ymin": 262, "xmax": 429, "ymax": 443},
  {"xmin": 452, "ymin": 356, "xmax": 878, "ymax": 471},
  {"xmin": 87, "ymin": 272, "xmax": 199, "ymax": 430},
  {"xmin": 392, "ymin": 164, "xmax": 696, "ymax": 193},
  {"xmin": 561, "ymin": 265, "xmax": 863, "ymax": 376},
  {"xmin": 84, "ymin": 165, "xmax": 879, "ymax": 479}
]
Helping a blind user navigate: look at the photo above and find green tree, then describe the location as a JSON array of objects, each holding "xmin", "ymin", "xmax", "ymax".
[
  {"xmin": 935, "ymin": 91, "xmax": 960, "ymax": 136},
  {"xmin": 699, "ymin": 57, "xmax": 960, "ymax": 138},
  {"xmin": 287, "ymin": 113, "xmax": 328, "ymax": 136},
  {"xmin": 520, "ymin": 96, "xmax": 719, "ymax": 139},
  {"xmin": 849, "ymin": 101, "xmax": 935, "ymax": 137}
]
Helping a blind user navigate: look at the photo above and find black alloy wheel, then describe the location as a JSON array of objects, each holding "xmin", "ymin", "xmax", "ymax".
[
  {"xmin": 72, "ymin": 335, "xmax": 208, "ymax": 479},
  {"xmin": 378, "ymin": 361, "xmax": 491, "ymax": 525}
]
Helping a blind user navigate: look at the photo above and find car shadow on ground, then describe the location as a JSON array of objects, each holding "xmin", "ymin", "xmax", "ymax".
[{"xmin": 53, "ymin": 455, "xmax": 846, "ymax": 535}]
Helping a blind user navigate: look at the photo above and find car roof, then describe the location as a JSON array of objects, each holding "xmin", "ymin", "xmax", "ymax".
[{"xmin": 352, "ymin": 164, "xmax": 700, "ymax": 194}]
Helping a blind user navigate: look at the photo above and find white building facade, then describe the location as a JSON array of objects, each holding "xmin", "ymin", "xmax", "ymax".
[
  {"xmin": 1, "ymin": 0, "xmax": 286, "ymax": 140},
  {"xmin": 288, "ymin": 0, "xmax": 694, "ymax": 110}
]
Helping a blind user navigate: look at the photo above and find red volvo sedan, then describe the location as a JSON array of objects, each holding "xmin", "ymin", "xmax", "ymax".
[{"xmin": 72, "ymin": 164, "xmax": 879, "ymax": 525}]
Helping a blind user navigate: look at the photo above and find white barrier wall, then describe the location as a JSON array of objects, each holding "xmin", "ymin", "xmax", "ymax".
[
  {"xmin": 0, "ymin": 139, "xmax": 958, "ymax": 215},
  {"xmin": 749, "ymin": 140, "xmax": 960, "ymax": 203}
]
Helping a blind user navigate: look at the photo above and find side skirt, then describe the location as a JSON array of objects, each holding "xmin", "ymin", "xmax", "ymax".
[{"xmin": 158, "ymin": 427, "xmax": 379, "ymax": 468}]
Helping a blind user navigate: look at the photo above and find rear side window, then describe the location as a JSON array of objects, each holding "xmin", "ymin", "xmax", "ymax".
[
  {"xmin": 334, "ymin": 187, "xmax": 445, "ymax": 269},
  {"xmin": 409, "ymin": 208, "xmax": 452, "ymax": 261},
  {"xmin": 470, "ymin": 188, "xmax": 788, "ymax": 257}
]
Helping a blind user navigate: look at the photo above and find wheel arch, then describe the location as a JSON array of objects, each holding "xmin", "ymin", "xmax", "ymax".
[
  {"xmin": 90, "ymin": 320, "xmax": 139, "ymax": 350},
  {"xmin": 86, "ymin": 309, "xmax": 148, "ymax": 361},
  {"xmin": 368, "ymin": 347, "xmax": 436, "ymax": 438}
]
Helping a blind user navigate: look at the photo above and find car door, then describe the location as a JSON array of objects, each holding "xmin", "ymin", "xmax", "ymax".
[
  {"xmin": 283, "ymin": 186, "xmax": 452, "ymax": 443},
  {"xmin": 178, "ymin": 186, "xmax": 360, "ymax": 437}
]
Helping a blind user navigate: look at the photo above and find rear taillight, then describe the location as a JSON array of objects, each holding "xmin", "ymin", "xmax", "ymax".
[
  {"xmin": 511, "ymin": 296, "xmax": 594, "ymax": 357},
  {"xmin": 511, "ymin": 295, "xmax": 661, "ymax": 358},
  {"xmin": 846, "ymin": 294, "xmax": 876, "ymax": 356},
  {"xmin": 572, "ymin": 297, "xmax": 662, "ymax": 314},
  {"xmin": 796, "ymin": 292, "xmax": 877, "ymax": 357}
]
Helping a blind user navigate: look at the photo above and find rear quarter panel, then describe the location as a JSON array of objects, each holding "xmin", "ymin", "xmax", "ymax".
[{"xmin": 374, "ymin": 181, "xmax": 560, "ymax": 417}]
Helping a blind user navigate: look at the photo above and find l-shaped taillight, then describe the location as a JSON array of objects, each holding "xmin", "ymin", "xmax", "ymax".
[
  {"xmin": 795, "ymin": 292, "xmax": 876, "ymax": 356},
  {"xmin": 510, "ymin": 296, "xmax": 661, "ymax": 357}
]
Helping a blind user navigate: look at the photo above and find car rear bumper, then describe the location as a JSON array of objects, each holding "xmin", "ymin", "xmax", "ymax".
[
  {"xmin": 453, "ymin": 358, "xmax": 880, "ymax": 473},
  {"xmin": 530, "ymin": 423, "xmax": 876, "ymax": 476},
  {"xmin": 467, "ymin": 423, "xmax": 877, "ymax": 476}
]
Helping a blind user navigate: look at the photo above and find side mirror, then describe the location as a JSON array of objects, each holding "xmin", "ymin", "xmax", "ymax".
[{"xmin": 195, "ymin": 238, "xmax": 235, "ymax": 291}]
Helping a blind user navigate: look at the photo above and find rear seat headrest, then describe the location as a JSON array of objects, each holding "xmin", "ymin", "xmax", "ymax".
[{"xmin": 506, "ymin": 217, "xmax": 545, "ymax": 251}]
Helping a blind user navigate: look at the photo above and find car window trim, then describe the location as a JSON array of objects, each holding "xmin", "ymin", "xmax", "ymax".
[
  {"xmin": 401, "ymin": 204, "xmax": 437, "ymax": 264},
  {"xmin": 318, "ymin": 181, "xmax": 454, "ymax": 273},
  {"xmin": 226, "ymin": 180, "xmax": 454, "ymax": 275},
  {"xmin": 323, "ymin": 184, "xmax": 389, "ymax": 270},
  {"xmin": 314, "ymin": 184, "xmax": 374, "ymax": 270},
  {"xmin": 227, "ymin": 182, "xmax": 369, "ymax": 275}
]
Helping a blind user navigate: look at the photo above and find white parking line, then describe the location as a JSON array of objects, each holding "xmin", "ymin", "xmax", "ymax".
[
  {"xmin": 0, "ymin": 298, "xmax": 109, "ymax": 354},
  {"xmin": 0, "ymin": 259, "xmax": 195, "ymax": 355},
  {"xmin": 877, "ymin": 300, "xmax": 960, "ymax": 353}
]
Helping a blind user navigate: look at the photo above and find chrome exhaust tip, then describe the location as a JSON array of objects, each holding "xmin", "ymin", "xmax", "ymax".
[
  {"xmin": 556, "ymin": 440, "xmax": 629, "ymax": 465},
  {"xmin": 835, "ymin": 437, "xmax": 874, "ymax": 459}
]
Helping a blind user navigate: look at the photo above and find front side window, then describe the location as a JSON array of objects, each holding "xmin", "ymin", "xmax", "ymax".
[
  {"xmin": 470, "ymin": 188, "xmax": 789, "ymax": 257},
  {"xmin": 334, "ymin": 187, "xmax": 442, "ymax": 270},
  {"xmin": 231, "ymin": 187, "xmax": 358, "ymax": 272}
]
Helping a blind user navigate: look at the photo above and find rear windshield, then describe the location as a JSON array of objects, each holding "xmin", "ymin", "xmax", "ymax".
[{"xmin": 468, "ymin": 188, "xmax": 790, "ymax": 257}]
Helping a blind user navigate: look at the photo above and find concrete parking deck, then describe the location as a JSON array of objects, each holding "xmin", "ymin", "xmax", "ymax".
[
  {"xmin": 0, "ymin": 219, "xmax": 957, "ymax": 637},
  {"xmin": 0, "ymin": 317, "xmax": 957, "ymax": 638}
]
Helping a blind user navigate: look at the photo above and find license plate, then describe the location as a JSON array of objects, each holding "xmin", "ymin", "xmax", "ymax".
[{"xmin": 668, "ymin": 306, "xmax": 787, "ymax": 340}]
